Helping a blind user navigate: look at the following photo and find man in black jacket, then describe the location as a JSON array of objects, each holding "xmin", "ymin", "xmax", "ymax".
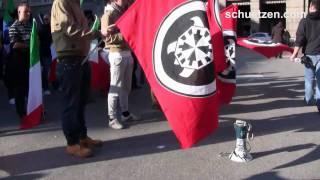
[
  {"xmin": 291, "ymin": 0, "xmax": 320, "ymax": 113},
  {"xmin": 9, "ymin": 3, "xmax": 32, "ymax": 119},
  {"xmin": 39, "ymin": 14, "xmax": 52, "ymax": 95}
]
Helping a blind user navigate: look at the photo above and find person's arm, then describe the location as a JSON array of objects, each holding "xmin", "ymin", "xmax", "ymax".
[
  {"xmin": 52, "ymin": 1, "xmax": 96, "ymax": 39},
  {"xmin": 290, "ymin": 19, "xmax": 306, "ymax": 61},
  {"xmin": 9, "ymin": 23, "xmax": 28, "ymax": 49},
  {"xmin": 101, "ymin": 12, "xmax": 124, "ymax": 44},
  {"xmin": 290, "ymin": 46, "xmax": 301, "ymax": 61},
  {"xmin": 13, "ymin": 42, "xmax": 28, "ymax": 49}
]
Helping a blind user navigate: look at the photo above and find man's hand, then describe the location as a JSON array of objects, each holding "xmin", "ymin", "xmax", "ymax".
[
  {"xmin": 13, "ymin": 42, "xmax": 28, "ymax": 49},
  {"xmin": 290, "ymin": 46, "xmax": 301, "ymax": 62},
  {"xmin": 290, "ymin": 54, "xmax": 297, "ymax": 62}
]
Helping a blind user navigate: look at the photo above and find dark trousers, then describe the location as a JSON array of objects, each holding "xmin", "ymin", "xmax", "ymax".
[
  {"xmin": 56, "ymin": 56, "xmax": 90, "ymax": 145},
  {"xmin": 40, "ymin": 55, "xmax": 52, "ymax": 91},
  {"xmin": 3, "ymin": 51, "xmax": 15, "ymax": 100},
  {"xmin": 11, "ymin": 49, "xmax": 29, "ymax": 118}
]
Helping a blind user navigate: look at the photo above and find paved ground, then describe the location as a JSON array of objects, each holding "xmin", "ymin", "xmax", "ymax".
[{"xmin": 0, "ymin": 47, "xmax": 319, "ymax": 180}]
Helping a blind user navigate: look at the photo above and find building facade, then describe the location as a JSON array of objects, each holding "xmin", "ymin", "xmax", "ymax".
[
  {"xmin": 1, "ymin": 0, "xmax": 309, "ymax": 39},
  {"xmin": 219, "ymin": 0, "xmax": 309, "ymax": 39},
  {"xmin": 1, "ymin": 0, "xmax": 105, "ymax": 20}
]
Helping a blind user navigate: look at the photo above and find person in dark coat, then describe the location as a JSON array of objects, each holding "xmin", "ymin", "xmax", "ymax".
[
  {"xmin": 290, "ymin": 0, "xmax": 320, "ymax": 113},
  {"xmin": 38, "ymin": 14, "xmax": 52, "ymax": 95},
  {"xmin": 271, "ymin": 21, "xmax": 285, "ymax": 58}
]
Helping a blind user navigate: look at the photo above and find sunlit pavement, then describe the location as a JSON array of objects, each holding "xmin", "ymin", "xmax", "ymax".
[{"xmin": 1, "ymin": 47, "xmax": 319, "ymax": 180}]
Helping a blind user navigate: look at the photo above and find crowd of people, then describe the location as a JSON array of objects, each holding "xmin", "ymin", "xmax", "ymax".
[
  {"xmin": 0, "ymin": 0, "xmax": 150, "ymax": 158},
  {"xmin": 0, "ymin": 0, "xmax": 320, "ymax": 158}
]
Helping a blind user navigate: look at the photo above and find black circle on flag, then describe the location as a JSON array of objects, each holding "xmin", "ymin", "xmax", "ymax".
[{"xmin": 153, "ymin": 0, "xmax": 216, "ymax": 98}]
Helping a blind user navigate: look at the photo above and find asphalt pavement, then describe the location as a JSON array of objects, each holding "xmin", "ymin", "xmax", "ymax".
[{"xmin": 0, "ymin": 47, "xmax": 319, "ymax": 180}]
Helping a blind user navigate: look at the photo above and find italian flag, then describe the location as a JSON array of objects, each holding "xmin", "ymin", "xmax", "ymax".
[{"xmin": 20, "ymin": 19, "xmax": 43, "ymax": 129}]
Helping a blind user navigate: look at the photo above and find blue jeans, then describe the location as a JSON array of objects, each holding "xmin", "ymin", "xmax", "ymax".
[{"xmin": 305, "ymin": 55, "xmax": 320, "ymax": 108}]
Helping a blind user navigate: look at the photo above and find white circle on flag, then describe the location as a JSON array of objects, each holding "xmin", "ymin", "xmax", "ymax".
[{"xmin": 153, "ymin": 0, "xmax": 216, "ymax": 98}]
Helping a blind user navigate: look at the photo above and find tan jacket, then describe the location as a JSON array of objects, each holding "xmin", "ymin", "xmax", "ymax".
[
  {"xmin": 51, "ymin": 0, "xmax": 94, "ymax": 58},
  {"xmin": 101, "ymin": 3, "xmax": 129, "ymax": 52}
]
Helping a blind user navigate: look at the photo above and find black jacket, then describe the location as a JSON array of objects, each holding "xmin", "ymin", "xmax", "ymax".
[
  {"xmin": 38, "ymin": 23, "xmax": 52, "ymax": 57},
  {"xmin": 295, "ymin": 11, "xmax": 320, "ymax": 55}
]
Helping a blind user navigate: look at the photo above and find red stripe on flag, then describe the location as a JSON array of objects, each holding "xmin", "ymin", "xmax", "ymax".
[
  {"xmin": 20, "ymin": 105, "xmax": 43, "ymax": 129},
  {"xmin": 237, "ymin": 38, "xmax": 294, "ymax": 58}
]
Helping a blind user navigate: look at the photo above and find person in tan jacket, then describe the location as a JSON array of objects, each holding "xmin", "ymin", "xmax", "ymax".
[
  {"xmin": 101, "ymin": 0, "xmax": 138, "ymax": 130},
  {"xmin": 51, "ymin": 0, "xmax": 102, "ymax": 158}
]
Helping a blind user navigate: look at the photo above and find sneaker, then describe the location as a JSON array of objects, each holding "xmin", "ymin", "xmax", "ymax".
[
  {"xmin": 80, "ymin": 136, "xmax": 103, "ymax": 149},
  {"xmin": 121, "ymin": 112, "xmax": 139, "ymax": 122},
  {"xmin": 109, "ymin": 118, "xmax": 124, "ymax": 130},
  {"xmin": 8, "ymin": 98, "xmax": 15, "ymax": 105},
  {"xmin": 66, "ymin": 144, "xmax": 92, "ymax": 158},
  {"xmin": 44, "ymin": 90, "xmax": 51, "ymax": 95}
]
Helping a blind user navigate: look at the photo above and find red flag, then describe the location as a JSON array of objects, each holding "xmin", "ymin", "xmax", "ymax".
[
  {"xmin": 237, "ymin": 37, "xmax": 293, "ymax": 58},
  {"xmin": 116, "ymin": 0, "xmax": 225, "ymax": 148},
  {"xmin": 217, "ymin": 5, "xmax": 238, "ymax": 104},
  {"xmin": 88, "ymin": 40, "xmax": 110, "ymax": 93}
]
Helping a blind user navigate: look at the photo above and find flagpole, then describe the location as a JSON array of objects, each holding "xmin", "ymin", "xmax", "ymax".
[
  {"xmin": 81, "ymin": 39, "xmax": 104, "ymax": 66},
  {"xmin": 81, "ymin": 24, "xmax": 115, "ymax": 66}
]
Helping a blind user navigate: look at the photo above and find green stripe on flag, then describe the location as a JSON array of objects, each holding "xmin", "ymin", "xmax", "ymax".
[
  {"xmin": 4, "ymin": 0, "xmax": 15, "ymax": 23},
  {"xmin": 91, "ymin": 15, "xmax": 100, "ymax": 32},
  {"xmin": 30, "ymin": 19, "xmax": 40, "ymax": 67},
  {"xmin": 80, "ymin": 0, "xmax": 84, "ymax": 7}
]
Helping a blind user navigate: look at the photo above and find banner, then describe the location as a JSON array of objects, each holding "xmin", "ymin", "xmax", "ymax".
[
  {"xmin": 21, "ymin": 19, "xmax": 43, "ymax": 129},
  {"xmin": 116, "ymin": 0, "xmax": 225, "ymax": 148},
  {"xmin": 217, "ymin": 5, "xmax": 238, "ymax": 104}
]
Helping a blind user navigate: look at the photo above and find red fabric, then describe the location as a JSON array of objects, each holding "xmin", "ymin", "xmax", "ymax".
[
  {"xmin": 217, "ymin": 81, "xmax": 234, "ymax": 104},
  {"xmin": 207, "ymin": 1, "xmax": 227, "ymax": 73},
  {"xmin": 217, "ymin": 5, "xmax": 238, "ymax": 105},
  {"xmin": 237, "ymin": 38, "xmax": 294, "ymax": 58},
  {"xmin": 20, "ymin": 105, "xmax": 43, "ymax": 129},
  {"xmin": 48, "ymin": 59, "xmax": 57, "ymax": 83},
  {"xmin": 49, "ymin": 52, "xmax": 110, "ymax": 94},
  {"xmin": 116, "ymin": 0, "xmax": 224, "ymax": 148},
  {"xmin": 220, "ymin": 5, "xmax": 238, "ymax": 31}
]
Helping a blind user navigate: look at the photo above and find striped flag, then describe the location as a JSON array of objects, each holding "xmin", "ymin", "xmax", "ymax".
[
  {"xmin": 2, "ymin": 0, "xmax": 15, "ymax": 53},
  {"xmin": 20, "ymin": 19, "xmax": 43, "ymax": 129}
]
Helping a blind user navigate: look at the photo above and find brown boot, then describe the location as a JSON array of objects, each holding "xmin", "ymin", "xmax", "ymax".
[
  {"xmin": 80, "ymin": 136, "xmax": 103, "ymax": 149},
  {"xmin": 66, "ymin": 144, "xmax": 92, "ymax": 158}
]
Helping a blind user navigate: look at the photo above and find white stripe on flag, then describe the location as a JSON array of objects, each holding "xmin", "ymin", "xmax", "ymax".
[
  {"xmin": 89, "ymin": 40, "xmax": 99, "ymax": 63},
  {"xmin": 27, "ymin": 62, "xmax": 43, "ymax": 114}
]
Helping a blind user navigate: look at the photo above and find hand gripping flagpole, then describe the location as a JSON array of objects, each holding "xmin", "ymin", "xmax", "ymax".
[{"xmin": 81, "ymin": 23, "xmax": 115, "ymax": 66}]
